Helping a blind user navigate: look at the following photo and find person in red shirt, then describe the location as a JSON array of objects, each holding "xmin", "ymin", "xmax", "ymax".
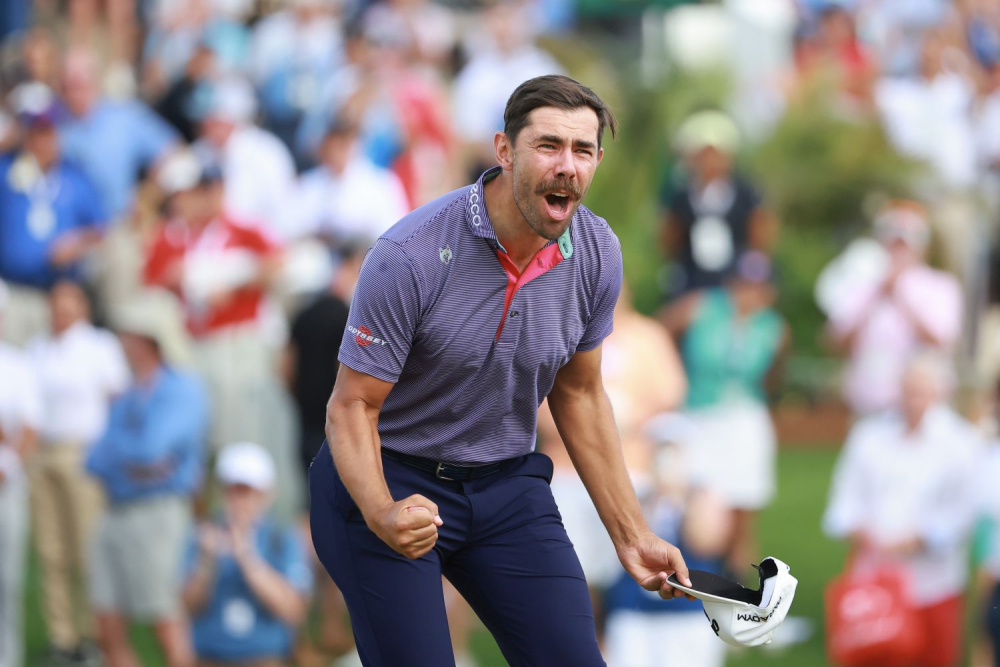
[{"xmin": 144, "ymin": 149, "xmax": 285, "ymax": 454}]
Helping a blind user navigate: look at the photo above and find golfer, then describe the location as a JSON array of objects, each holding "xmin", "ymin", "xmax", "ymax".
[{"xmin": 309, "ymin": 74, "xmax": 692, "ymax": 666}]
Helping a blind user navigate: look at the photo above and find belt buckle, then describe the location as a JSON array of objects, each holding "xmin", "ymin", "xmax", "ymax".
[{"xmin": 435, "ymin": 462, "xmax": 455, "ymax": 481}]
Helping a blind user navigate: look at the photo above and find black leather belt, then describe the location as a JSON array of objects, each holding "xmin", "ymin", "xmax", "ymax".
[{"xmin": 381, "ymin": 448, "xmax": 506, "ymax": 481}]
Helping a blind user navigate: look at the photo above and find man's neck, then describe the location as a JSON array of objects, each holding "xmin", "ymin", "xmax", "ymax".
[{"xmin": 483, "ymin": 171, "xmax": 549, "ymax": 272}]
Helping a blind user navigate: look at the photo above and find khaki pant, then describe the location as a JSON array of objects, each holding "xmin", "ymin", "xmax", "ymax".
[
  {"xmin": 192, "ymin": 326, "xmax": 302, "ymax": 520},
  {"xmin": 27, "ymin": 444, "xmax": 104, "ymax": 650},
  {"xmin": 2, "ymin": 285, "xmax": 49, "ymax": 348}
]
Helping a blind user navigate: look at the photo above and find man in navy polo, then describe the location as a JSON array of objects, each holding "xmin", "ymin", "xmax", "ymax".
[{"xmin": 309, "ymin": 74, "xmax": 693, "ymax": 666}]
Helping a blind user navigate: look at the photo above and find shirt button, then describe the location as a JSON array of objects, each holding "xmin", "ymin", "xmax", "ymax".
[{"xmin": 509, "ymin": 310, "xmax": 519, "ymax": 318}]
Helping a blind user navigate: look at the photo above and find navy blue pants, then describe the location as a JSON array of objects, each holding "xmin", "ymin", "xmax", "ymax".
[{"xmin": 309, "ymin": 442, "xmax": 606, "ymax": 667}]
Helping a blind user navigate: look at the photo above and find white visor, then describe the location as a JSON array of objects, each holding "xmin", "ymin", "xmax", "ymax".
[{"xmin": 667, "ymin": 556, "xmax": 798, "ymax": 647}]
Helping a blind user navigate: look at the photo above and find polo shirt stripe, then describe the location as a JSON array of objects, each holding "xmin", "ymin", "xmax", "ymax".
[{"xmin": 338, "ymin": 167, "xmax": 623, "ymax": 464}]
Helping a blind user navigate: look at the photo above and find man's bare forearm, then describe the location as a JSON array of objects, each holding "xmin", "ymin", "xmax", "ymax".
[
  {"xmin": 548, "ymin": 388, "xmax": 648, "ymax": 549},
  {"xmin": 326, "ymin": 397, "xmax": 394, "ymax": 522}
]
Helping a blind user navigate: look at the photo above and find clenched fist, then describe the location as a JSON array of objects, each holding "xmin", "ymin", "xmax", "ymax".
[{"xmin": 367, "ymin": 494, "xmax": 443, "ymax": 560}]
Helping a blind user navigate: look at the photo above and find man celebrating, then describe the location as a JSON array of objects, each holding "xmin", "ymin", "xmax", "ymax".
[{"xmin": 310, "ymin": 75, "xmax": 691, "ymax": 666}]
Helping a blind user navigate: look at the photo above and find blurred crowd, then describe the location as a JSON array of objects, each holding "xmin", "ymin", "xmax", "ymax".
[{"xmin": 6, "ymin": 0, "xmax": 1000, "ymax": 667}]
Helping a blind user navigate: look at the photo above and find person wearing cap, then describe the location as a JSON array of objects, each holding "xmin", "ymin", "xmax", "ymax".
[
  {"xmin": 0, "ymin": 81, "xmax": 107, "ymax": 346},
  {"xmin": 823, "ymin": 351, "xmax": 981, "ymax": 667},
  {"xmin": 661, "ymin": 251, "xmax": 788, "ymax": 574},
  {"xmin": 24, "ymin": 280, "xmax": 129, "ymax": 666},
  {"xmin": 182, "ymin": 442, "xmax": 313, "ymax": 667},
  {"xmin": 192, "ymin": 77, "xmax": 297, "ymax": 240},
  {"xmin": 58, "ymin": 48, "xmax": 179, "ymax": 222},
  {"xmin": 0, "ymin": 278, "xmax": 44, "ymax": 667},
  {"xmin": 85, "ymin": 292, "xmax": 209, "ymax": 667},
  {"xmin": 659, "ymin": 110, "xmax": 778, "ymax": 299},
  {"xmin": 144, "ymin": 148, "xmax": 284, "ymax": 459},
  {"xmin": 284, "ymin": 118, "xmax": 410, "ymax": 245},
  {"xmin": 824, "ymin": 201, "xmax": 963, "ymax": 416}
]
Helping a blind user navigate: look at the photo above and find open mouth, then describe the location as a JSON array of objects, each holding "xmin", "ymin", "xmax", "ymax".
[{"xmin": 543, "ymin": 192, "xmax": 572, "ymax": 220}]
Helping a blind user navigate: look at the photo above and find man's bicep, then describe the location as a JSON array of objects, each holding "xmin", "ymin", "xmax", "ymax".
[
  {"xmin": 549, "ymin": 344, "xmax": 604, "ymax": 406},
  {"xmin": 329, "ymin": 364, "xmax": 396, "ymax": 415}
]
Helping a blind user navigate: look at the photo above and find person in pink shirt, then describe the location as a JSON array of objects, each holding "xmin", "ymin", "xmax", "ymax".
[{"xmin": 824, "ymin": 201, "xmax": 963, "ymax": 415}]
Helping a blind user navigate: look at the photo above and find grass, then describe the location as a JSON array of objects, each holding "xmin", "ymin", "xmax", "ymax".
[{"xmin": 24, "ymin": 447, "xmax": 847, "ymax": 667}]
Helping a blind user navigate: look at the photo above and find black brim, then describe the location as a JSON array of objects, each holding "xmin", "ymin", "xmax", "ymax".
[{"xmin": 666, "ymin": 570, "xmax": 763, "ymax": 606}]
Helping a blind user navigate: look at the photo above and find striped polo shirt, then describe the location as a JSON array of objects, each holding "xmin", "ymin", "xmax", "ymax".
[{"xmin": 338, "ymin": 166, "xmax": 623, "ymax": 464}]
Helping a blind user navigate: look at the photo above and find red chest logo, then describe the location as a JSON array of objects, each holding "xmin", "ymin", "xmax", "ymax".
[{"xmin": 355, "ymin": 325, "xmax": 373, "ymax": 347}]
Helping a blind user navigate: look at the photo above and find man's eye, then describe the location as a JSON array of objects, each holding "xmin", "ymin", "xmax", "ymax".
[
  {"xmin": 575, "ymin": 149, "xmax": 593, "ymax": 156},
  {"xmin": 539, "ymin": 144, "xmax": 555, "ymax": 150}
]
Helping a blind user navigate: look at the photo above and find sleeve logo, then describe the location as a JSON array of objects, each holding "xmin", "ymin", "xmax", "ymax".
[{"xmin": 349, "ymin": 324, "xmax": 389, "ymax": 347}]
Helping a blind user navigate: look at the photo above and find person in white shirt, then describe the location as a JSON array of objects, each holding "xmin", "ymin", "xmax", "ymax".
[
  {"xmin": 975, "ymin": 417, "xmax": 1000, "ymax": 667},
  {"xmin": 286, "ymin": 119, "xmax": 410, "ymax": 246},
  {"xmin": 823, "ymin": 351, "xmax": 981, "ymax": 667},
  {"xmin": 194, "ymin": 77, "xmax": 298, "ymax": 240},
  {"xmin": 0, "ymin": 279, "xmax": 44, "ymax": 667},
  {"xmin": 820, "ymin": 201, "xmax": 963, "ymax": 416},
  {"xmin": 451, "ymin": 0, "xmax": 563, "ymax": 175},
  {"xmin": 875, "ymin": 30, "xmax": 977, "ymax": 191},
  {"xmin": 25, "ymin": 280, "xmax": 129, "ymax": 664}
]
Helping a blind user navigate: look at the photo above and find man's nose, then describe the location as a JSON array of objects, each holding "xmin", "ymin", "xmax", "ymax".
[{"xmin": 553, "ymin": 147, "xmax": 577, "ymax": 181}]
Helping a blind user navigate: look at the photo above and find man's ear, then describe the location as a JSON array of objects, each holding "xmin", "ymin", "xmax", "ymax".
[
  {"xmin": 495, "ymin": 131, "xmax": 514, "ymax": 171},
  {"xmin": 596, "ymin": 146, "xmax": 604, "ymax": 167}
]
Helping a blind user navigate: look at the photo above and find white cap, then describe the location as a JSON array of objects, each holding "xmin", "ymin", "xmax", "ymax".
[
  {"xmin": 667, "ymin": 556, "xmax": 798, "ymax": 647},
  {"xmin": 157, "ymin": 149, "xmax": 204, "ymax": 195},
  {"xmin": 675, "ymin": 110, "xmax": 740, "ymax": 155},
  {"xmin": 216, "ymin": 442, "xmax": 275, "ymax": 490}
]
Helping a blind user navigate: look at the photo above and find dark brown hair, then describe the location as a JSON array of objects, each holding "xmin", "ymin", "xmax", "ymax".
[{"xmin": 503, "ymin": 75, "xmax": 618, "ymax": 148}]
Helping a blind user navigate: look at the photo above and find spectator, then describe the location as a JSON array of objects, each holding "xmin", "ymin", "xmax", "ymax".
[
  {"xmin": 182, "ymin": 442, "xmax": 312, "ymax": 667},
  {"xmin": 822, "ymin": 201, "xmax": 963, "ymax": 415},
  {"xmin": 540, "ymin": 285, "xmax": 687, "ymax": 634},
  {"xmin": 0, "ymin": 279, "xmax": 43, "ymax": 667},
  {"xmin": 286, "ymin": 246, "xmax": 360, "ymax": 477},
  {"xmin": 792, "ymin": 2, "xmax": 876, "ymax": 110},
  {"xmin": 451, "ymin": 0, "xmax": 563, "ymax": 178},
  {"xmin": 58, "ymin": 48, "xmax": 179, "ymax": 222},
  {"xmin": 0, "ymin": 82, "xmax": 106, "ymax": 346},
  {"xmin": 823, "ymin": 351, "xmax": 981, "ymax": 667},
  {"xmin": 660, "ymin": 111, "xmax": 778, "ymax": 299},
  {"xmin": 661, "ymin": 251, "xmax": 788, "ymax": 572},
  {"xmin": 248, "ymin": 0, "xmax": 344, "ymax": 161},
  {"xmin": 875, "ymin": 29, "xmax": 978, "ymax": 191},
  {"xmin": 285, "ymin": 119, "xmax": 410, "ymax": 244},
  {"xmin": 144, "ymin": 149, "xmax": 284, "ymax": 453},
  {"xmin": 976, "ymin": 381, "xmax": 1000, "ymax": 667},
  {"xmin": 192, "ymin": 77, "xmax": 297, "ymax": 239},
  {"xmin": 855, "ymin": 0, "xmax": 952, "ymax": 77},
  {"xmin": 154, "ymin": 42, "xmax": 219, "ymax": 143},
  {"xmin": 25, "ymin": 280, "xmax": 128, "ymax": 666},
  {"xmin": 360, "ymin": 0, "xmax": 457, "ymax": 72},
  {"xmin": 85, "ymin": 291, "xmax": 208, "ymax": 667},
  {"xmin": 603, "ymin": 417, "xmax": 730, "ymax": 667}
]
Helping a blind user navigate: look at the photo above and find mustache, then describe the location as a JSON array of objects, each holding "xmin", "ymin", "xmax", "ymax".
[{"xmin": 535, "ymin": 179, "xmax": 581, "ymax": 199}]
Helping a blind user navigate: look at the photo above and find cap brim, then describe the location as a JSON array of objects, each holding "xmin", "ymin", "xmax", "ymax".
[{"xmin": 666, "ymin": 570, "xmax": 760, "ymax": 606}]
